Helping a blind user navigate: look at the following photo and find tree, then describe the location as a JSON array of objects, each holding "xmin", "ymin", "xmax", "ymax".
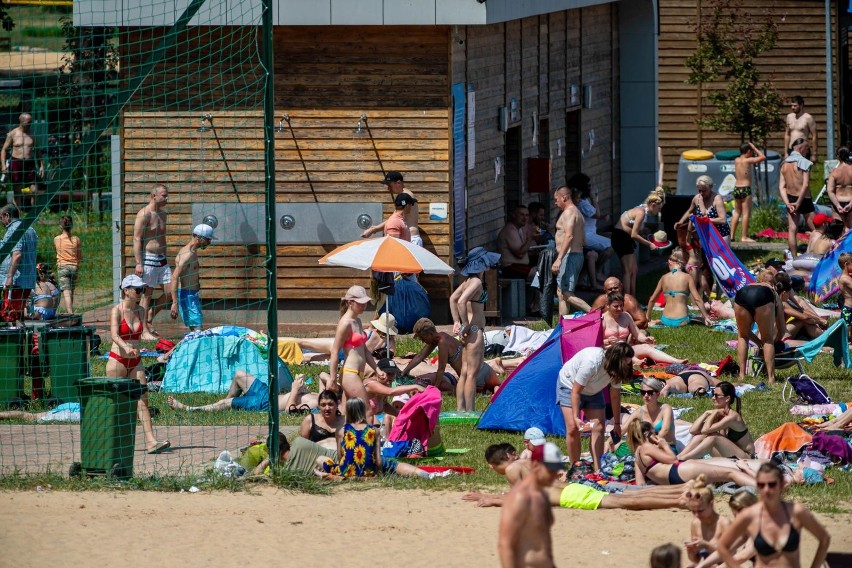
[{"xmin": 685, "ymin": 0, "xmax": 783, "ymax": 145}]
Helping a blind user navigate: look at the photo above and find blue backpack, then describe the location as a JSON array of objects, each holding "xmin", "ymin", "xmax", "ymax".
[{"xmin": 782, "ymin": 374, "xmax": 831, "ymax": 405}]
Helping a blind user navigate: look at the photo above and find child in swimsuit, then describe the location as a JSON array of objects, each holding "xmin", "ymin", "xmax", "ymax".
[{"xmin": 644, "ymin": 248, "xmax": 712, "ymax": 328}]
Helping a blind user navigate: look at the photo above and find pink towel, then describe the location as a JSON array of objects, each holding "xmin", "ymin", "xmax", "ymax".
[{"xmin": 388, "ymin": 385, "xmax": 442, "ymax": 444}]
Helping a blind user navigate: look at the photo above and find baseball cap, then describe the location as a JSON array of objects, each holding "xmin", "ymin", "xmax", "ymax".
[
  {"xmin": 394, "ymin": 193, "xmax": 417, "ymax": 208},
  {"xmin": 377, "ymin": 358, "xmax": 400, "ymax": 374},
  {"xmin": 391, "ymin": 393, "xmax": 410, "ymax": 407},
  {"xmin": 523, "ymin": 427, "xmax": 546, "ymax": 447},
  {"xmin": 343, "ymin": 285, "xmax": 372, "ymax": 304},
  {"xmin": 530, "ymin": 442, "xmax": 565, "ymax": 472},
  {"xmin": 382, "ymin": 171, "xmax": 404, "ymax": 184},
  {"xmin": 121, "ymin": 274, "xmax": 146, "ymax": 290},
  {"xmin": 813, "ymin": 213, "xmax": 833, "ymax": 226},
  {"xmin": 193, "ymin": 223, "xmax": 217, "ymax": 240},
  {"xmin": 764, "ymin": 258, "xmax": 785, "ymax": 269}
]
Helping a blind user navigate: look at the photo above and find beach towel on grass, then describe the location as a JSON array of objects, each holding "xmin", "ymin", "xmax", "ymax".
[
  {"xmin": 383, "ymin": 386, "xmax": 442, "ymax": 457},
  {"xmin": 754, "ymin": 422, "xmax": 812, "ymax": 459}
]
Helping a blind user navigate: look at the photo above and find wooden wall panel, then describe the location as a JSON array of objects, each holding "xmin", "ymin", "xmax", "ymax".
[
  {"xmin": 658, "ymin": 0, "xmax": 839, "ymax": 188},
  {"xmin": 275, "ymin": 26, "xmax": 449, "ymax": 109},
  {"xmin": 121, "ymin": 110, "xmax": 451, "ymax": 302}
]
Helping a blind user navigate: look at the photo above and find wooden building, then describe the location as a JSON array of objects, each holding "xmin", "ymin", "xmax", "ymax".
[
  {"xmin": 79, "ymin": 0, "xmax": 659, "ymax": 322},
  {"xmin": 657, "ymin": 0, "xmax": 842, "ymax": 188}
]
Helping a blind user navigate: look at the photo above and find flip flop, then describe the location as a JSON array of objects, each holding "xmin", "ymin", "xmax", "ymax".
[{"xmin": 147, "ymin": 440, "xmax": 170, "ymax": 454}]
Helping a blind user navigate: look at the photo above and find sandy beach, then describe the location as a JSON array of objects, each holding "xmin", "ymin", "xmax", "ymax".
[{"xmin": 2, "ymin": 488, "xmax": 851, "ymax": 567}]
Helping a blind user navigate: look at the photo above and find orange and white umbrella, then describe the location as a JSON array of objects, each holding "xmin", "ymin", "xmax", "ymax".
[{"xmin": 318, "ymin": 236, "xmax": 454, "ymax": 275}]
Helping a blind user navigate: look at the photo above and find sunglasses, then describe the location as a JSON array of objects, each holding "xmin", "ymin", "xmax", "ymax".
[
  {"xmin": 712, "ymin": 393, "xmax": 727, "ymax": 399},
  {"xmin": 640, "ymin": 390, "xmax": 658, "ymax": 396},
  {"xmin": 127, "ymin": 286, "xmax": 145, "ymax": 293},
  {"xmin": 757, "ymin": 481, "xmax": 778, "ymax": 489}
]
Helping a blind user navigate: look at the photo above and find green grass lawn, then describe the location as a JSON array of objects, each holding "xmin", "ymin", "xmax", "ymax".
[
  {"xmin": 3, "ymin": 5, "xmax": 71, "ymax": 52},
  {"xmin": 4, "ymin": 246, "xmax": 851, "ymax": 511}
]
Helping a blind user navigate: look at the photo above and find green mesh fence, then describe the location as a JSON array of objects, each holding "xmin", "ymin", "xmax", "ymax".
[{"xmin": 0, "ymin": 0, "xmax": 281, "ymax": 480}]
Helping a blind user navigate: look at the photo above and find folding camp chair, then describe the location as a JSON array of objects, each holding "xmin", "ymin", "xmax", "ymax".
[{"xmin": 748, "ymin": 347, "xmax": 806, "ymax": 378}]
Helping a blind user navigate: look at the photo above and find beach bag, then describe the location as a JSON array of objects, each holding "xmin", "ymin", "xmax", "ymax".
[
  {"xmin": 783, "ymin": 373, "xmax": 831, "ymax": 405},
  {"xmin": 810, "ymin": 432, "xmax": 852, "ymax": 464}
]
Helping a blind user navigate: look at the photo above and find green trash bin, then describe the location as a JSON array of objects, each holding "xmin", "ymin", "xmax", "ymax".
[
  {"xmin": 41, "ymin": 326, "xmax": 94, "ymax": 403},
  {"xmin": 0, "ymin": 328, "xmax": 27, "ymax": 407},
  {"xmin": 72, "ymin": 377, "xmax": 145, "ymax": 479}
]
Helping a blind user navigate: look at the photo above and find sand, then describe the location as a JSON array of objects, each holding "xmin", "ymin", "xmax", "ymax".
[{"xmin": 1, "ymin": 488, "xmax": 851, "ymax": 567}]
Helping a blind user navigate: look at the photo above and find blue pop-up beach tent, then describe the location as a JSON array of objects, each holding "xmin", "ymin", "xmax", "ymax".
[{"xmin": 477, "ymin": 312, "xmax": 602, "ymax": 436}]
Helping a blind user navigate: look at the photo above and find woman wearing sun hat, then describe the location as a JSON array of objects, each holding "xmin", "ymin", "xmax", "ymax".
[
  {"xmin": 106, "ymin": 274, "xmax": 169, "ymax": 454},
  {"xmin": 329, "ymin": 285, "xmax": 386, "ymax": 420},
  {"xmin": 450, "ymin": 247, "xmax": 500, "ymax": 411},
  {"xmin": 675, "ymin": 175, "xmax": 731, "ymax": 244},
  {"xmin": 644, "ymin": 247, "xmax": 713, "ymax": 327}
]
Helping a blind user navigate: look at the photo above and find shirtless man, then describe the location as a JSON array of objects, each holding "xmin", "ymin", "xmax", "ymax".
[
  {"xmin": 590, "ymin": 276, "xmax": 648, "ymax": 329},
  {"xmin": 362, "ymin": 171, "xmax": 422, "ymax": 246},
  {"xmin": 497, "ymin": 443, "xmax": 560, "ymax": 568},
  {"xmin": 784, "ymin": 96, "xmax": 818, "ymax": 162},
  {"xmin": 779, "ymin": 138, "xmax": 814, "ymax": 257},
  {"xmin": 170, "ymin": 224, "xmax": 215, "ymax": 331},
  {"xmin": 497, "ymin": 205, "xmax": 539, "ymax": 281},
  {"xmin": 731, "ymin": 142, "xmax": 766, "ymax": 242},
  {"xmin": 133, "ymin": 183, "xmax": 171, "ymax": 339},
  {"xmin": 827, "ymin": 147, "xmax": 852, "ymax": 232},
  {"xmin": 551, "ymin": 186, "xmax": 591, "ymax": 315},
  {"xmin": 1, "ymin": 113, "xmax": 45, "ymax": 208},
  {"xmin": 838, "ymin": 252, "xmax": 852, "ymax": 338}
]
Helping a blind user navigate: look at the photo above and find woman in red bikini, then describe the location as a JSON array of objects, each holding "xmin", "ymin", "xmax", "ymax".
[
  {"xmin": 106, "ymin": 274, "xmax": 170, "ymax": 454},
  {"xmin": 329, "ymin": 285, "xmax": 385, "ymax": 420}
]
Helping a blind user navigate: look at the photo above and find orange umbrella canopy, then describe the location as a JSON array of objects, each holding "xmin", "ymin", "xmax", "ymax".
[{"xmin": 318, "ymin": 237, "xmax": 454, "ymax": 275}]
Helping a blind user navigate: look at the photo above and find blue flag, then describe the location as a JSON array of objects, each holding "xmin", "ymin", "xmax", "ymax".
[
  {"xmin": 808, "ymin": 231, "xmax": 852, "ymax": 302},
  {"xmin": 691, "ymin": 216, "xmax": 754, "ymax": 298}
]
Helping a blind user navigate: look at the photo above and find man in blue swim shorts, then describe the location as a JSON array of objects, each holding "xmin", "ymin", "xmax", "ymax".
[
  {"xmin": 167, "ymin": 371, "xmax": 271, "ymax": 412},
  {"xmin": 170, "ymin": 223, "xmax": 216, "ymax": 330}
]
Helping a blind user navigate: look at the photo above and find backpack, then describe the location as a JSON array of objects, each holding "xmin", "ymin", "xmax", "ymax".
[{"xmin": 782, "ymin": 373, "xmax": 831, "ymax": 405}]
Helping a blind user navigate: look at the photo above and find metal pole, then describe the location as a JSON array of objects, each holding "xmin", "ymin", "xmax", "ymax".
[
  {"xmin": 261, "ymin": 0, "xmax": 280, "ymax": 469},
  {"xmin": 826, "ymin": 0, "xmax": 836, "ymax": 161}
]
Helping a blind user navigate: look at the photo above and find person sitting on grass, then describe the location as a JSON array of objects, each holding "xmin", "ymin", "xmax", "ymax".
[
  {"xmin": 644, "ymin": 248, "xmax": 712, "ymax": 328},
  {"xmin": 628, "ymin": 420, "xmax": 756, "ymax": 487},
  {"xmin": 622, "ymin": 378, "xmax": 676, "ymax": 452},
  {"xmin": 462, "ymin": 443, "xmax": 691, "ymax": 511},
  {"xmin": 298, "ymin": 389, "xmax": 345, "ymax": 450},
  {"xmin": 167, "ymin": 372, "xmax": 317, "ymax": 413},
  {"xmin": 602, "ymin": 293, "xmax": 686, "ymax": 365},
  {"xmin": 364, "ymin": 357, "xmax": 425, "ymax": 423},
  {"xmin": 315, "ymin": 397, "xmax": 435, "ymax": 480},
  {"xmin": 240, "ymin": 431, "xmax": 337, "ymax": 477},
  {"xmin": 677, "ymin": 381, "xmax": 754, "ymax": 460}
]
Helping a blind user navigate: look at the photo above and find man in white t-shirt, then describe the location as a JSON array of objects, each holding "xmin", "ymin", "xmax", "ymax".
[{"xmin": 557, "ymin": 343, "xmax": 635, "ymax": 472}]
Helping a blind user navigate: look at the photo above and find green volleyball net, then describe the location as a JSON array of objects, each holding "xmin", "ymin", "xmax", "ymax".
[{"xmin": 0, "ymin": 0, "xmax": 283, "ymax": 481}]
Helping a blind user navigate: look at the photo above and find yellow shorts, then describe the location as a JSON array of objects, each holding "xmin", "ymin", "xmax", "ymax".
[{"xmin": 559, "ymin": 484, "xmax": 606, "ymax": 510}]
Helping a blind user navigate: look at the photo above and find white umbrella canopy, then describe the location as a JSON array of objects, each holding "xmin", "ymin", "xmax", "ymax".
[{"xmin": 318, "ymin": 236, "xmax": 454, "ymax": 275}]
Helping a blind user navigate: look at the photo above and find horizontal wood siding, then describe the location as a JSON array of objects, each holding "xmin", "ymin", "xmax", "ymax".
[
  {"xmin": 658, "ymin": 0, "xmax": 838, "ymax": 188},
  {"xmin": 122, "ymin": 110, "xmax": 451, "ymax": 301},
  {"xmin": 275, "ymin": 26, "xmax": 449, "ymax": 109}
]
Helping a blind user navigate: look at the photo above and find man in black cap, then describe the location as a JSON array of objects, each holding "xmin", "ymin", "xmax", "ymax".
[
  {"xmin": 764, "ymin": 258, "xmax": 785, "ymax": 277},
  {"xmin": 362, "ymin": 171, "xmax": 422, "ymax": 246}
]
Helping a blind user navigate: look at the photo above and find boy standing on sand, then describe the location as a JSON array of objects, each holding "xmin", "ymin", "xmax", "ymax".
[
  {"xmin": 732, "ymin": 142, "xmax": 766, "ymax": 242},
  {"xmin": 838, "ymin": 252, "xmax": 852, "ymax": 338},
  {"xmin": 170, "ymin": 224, "xmax": 215, "ymax": 331}
]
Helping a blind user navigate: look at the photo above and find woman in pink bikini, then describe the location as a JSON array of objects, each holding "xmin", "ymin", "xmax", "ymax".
[
  {"xmin": 602, "ymin": 292, "xmax": 685, "ymax": 365},
  {"xmin": 329, "ymin": 285, "xmax": 385, "ymax": 419},
  {"xmin": 106, "ymin": 274, "xmax": 169, "ymax": 454}
]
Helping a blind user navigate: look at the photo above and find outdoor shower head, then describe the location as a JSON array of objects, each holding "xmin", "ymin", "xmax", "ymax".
[
  {"xmin": 354, "ymin": 113, "xmax": 368, "ymax": 135},
  {"xmin": 197, "ymin": 113, "xmax": 213, "ymax": 132},
  {"xmin": 276, "ymin": 114, "xmax": 290, "ymax": 133}
]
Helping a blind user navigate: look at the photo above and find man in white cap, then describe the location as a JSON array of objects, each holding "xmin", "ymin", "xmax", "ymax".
[
  {"xmin": 170, "ymin": 223, "xmax": 216, "ymax": 331},
  {"xmin": 498, "ymin": 442, "xmax": 561, "ymax": 568},
  {"xmin": 520, "ymin": 426, "xmax": 546, "ymax": 460}
]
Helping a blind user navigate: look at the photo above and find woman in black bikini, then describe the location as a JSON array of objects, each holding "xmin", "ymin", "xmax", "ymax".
[
  {"xmin": 627, "ymin": 421, "xmax": 755, "ymax": 487},
  {"xmin": 732, "ymin": 274, "xmax": 786, "ymax": 384},
  {"xmin": 678, "ymin": 381, "xmax": 754, "ymax": 460},
  {"xmin": 299, "ymin": 390, "xmax": 345, "ymax": 449},
  {"xmin": 716, "ymin": 462, "xmax": 830, "ymax": 568}
]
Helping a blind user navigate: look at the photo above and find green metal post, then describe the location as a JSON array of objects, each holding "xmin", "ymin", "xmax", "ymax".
[{"xmin": 261, "ymin": 0, "xmax": 280, "ymax": 468}]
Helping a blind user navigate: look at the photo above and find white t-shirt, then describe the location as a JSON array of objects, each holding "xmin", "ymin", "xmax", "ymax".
[{"xmin": 557, "ymin": 347, "xmax": 612, "ymax": 395}]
